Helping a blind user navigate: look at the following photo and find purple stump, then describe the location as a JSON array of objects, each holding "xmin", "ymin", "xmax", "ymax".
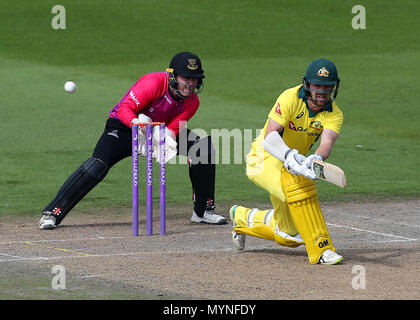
[
  {"xmin": 159, "ymin": 124, "xmax": 166, "ymax": 235},
  {"xmin": 146, "ymin": 124, "xmax": 153, "ymax": 236},
  {"xmin": 132, "ymin": 124, "xmax": 139, "ymax": 236}
]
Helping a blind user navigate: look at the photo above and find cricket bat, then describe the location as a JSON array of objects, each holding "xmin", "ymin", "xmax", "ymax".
[{"xmin": 312, "ymin": 160, "xmax": 346, "ymax": 188}]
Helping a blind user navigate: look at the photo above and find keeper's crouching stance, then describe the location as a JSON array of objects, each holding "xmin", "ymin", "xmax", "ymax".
[
  {"xmin": 230, "ymin": 58, "xmax": 344, "ymax": 265},
  {"xmin": 40, "ymin": 52, "xmax": 227, "ymax": 230}
]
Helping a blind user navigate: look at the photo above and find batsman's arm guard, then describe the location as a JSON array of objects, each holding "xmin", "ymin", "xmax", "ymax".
[
  {"xmin": 281, "ymin": 166, "xmax": 335, "ymax": 264},
  {"xmin": 262, "ymin": 131, "xmax": 291, "ymax": 162}
]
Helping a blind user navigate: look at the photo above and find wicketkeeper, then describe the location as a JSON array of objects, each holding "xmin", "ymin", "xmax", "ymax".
[
  {"xmin": 230, "ymin": 58, "xmax": 344, "ymax": 264},
  {"xmin": 40, "ymin": 52, "xmax": 227, "ymax": 229}
]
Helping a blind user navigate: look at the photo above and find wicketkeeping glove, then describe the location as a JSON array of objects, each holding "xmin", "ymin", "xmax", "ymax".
[
  {"xmin": 151, "ymin": 126, "xmax": 178, "ymax": 163},
  {"xmin": 135, "ymin": 114, "xmax": 153, "ymax": 156}
]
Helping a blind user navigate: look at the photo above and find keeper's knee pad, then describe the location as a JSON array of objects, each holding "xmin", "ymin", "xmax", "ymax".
[
  {"xmin": 281, "ymin": 167, "xmax": 334, "ymax": 264},
  {"xmin": 43, "ymin": 157, "xmax": 109, "ymax": 224}
]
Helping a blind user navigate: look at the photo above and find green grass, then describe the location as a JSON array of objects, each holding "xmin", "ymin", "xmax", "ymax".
[{"xmin": 0, "ymin": 0, "xmax": 419, "ymax": 216}]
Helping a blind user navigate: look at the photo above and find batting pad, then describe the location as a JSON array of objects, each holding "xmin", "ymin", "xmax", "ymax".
[
  {"xmin": 232, "ymin": 206, "xmax": 305, "ymax": 248},
  {"xmin": 281, "ymin": 167, "xmax": 335, "ymax": 264}
]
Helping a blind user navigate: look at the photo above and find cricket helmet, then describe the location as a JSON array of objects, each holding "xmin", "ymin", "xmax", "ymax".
[
  {"xmin": 302, "ymin": 58, "xmax": 340, "ymax": 101},
  {"xmin": 167, "ymin": 52, "xmax": 205, "ymax": 98}
]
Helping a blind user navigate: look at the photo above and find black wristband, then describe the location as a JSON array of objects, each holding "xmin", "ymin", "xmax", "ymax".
[{"xmin": 284, "ymin": 148, "xmax": 292, "ymax": 160}]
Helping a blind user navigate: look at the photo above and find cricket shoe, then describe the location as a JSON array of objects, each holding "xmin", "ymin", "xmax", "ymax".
[
  {"xmin": 39, "ymin": 212, "xmax": 57, "ymax": 230},
  {"xmin": 191, "ymin": 209, "xmax": 227, "ymax": 225},
  {"xmin": 232, "ymin": 230, "xmax": 246, "ymax": 251},
  {"xmin": 230, "ymin": 205, "xmax": 246, "ymax": 250},
  {"xmin": 318, "ymin": 249, "xmax": 343, "ymax": 265}
]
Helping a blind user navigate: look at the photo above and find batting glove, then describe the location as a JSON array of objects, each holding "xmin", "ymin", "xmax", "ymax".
[
  {"xmin": 303, "ymin": 154, "xmax": 323, "ymax": 169},
  {"xmin": 301, "ymin": 154, "xmax": 322, "ymax": 180},
  {"xmin": 301, "ymin": 166, "xmax": 318, "ymax": 180},
  {"xmin": 284, "ymin": 149, "xmax": 306, "ymax": 176}
]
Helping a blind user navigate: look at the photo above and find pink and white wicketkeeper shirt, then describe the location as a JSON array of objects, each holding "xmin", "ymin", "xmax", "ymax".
[{"xmin": 109, "ymin": 72, "xmax": 200, "ymax": 136}]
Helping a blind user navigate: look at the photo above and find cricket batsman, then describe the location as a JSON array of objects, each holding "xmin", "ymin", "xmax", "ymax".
[
  {"xmin": 230, "ymin": 58, "xmax": 344, "ymax": 264},
  {"xmin": 40, "ymin": 52, "xmax": 227, "ymax": 229}
]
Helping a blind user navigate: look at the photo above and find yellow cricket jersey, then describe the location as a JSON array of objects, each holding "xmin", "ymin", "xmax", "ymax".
[{"xmin": 250, "ymin": 85, "xmax": 343, "ymax": 158}]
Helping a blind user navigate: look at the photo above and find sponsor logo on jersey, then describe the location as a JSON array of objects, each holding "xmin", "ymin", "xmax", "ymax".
[
  {"xmin": 289, "ymin": 121, "xmax": 322, "ymax": 137},
  {"xmin": 164, "ymin": 94, "xmax": 172, "ymax": 104},
  {"xmin": 275, "ymin": 103, "xmax": 282, "ymax": 115},
  {"xmin": 288, "ymin": 121, "xmax": 297, "ymax": 131},
  {"xmin": 130, "ymin": 90, "xmax": 140, "ymax": 106}
]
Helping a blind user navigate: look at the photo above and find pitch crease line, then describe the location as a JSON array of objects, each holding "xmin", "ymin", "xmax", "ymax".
[
  {"xmin": 24, "ymin": 241, "xmax": 93, "ymax": 256},
  {"xmin": 326, "ymin": 223, "xmax": 418, "ymax": 241},
  {"xmin": 0, "ymin": 252, "xmax": 24, "ymax": 259},
  {"xmin": 324, "ymin": 208, "xmax": 420, "ymax": 229},
  {"xmin": 0, "ymin": 236, "xmax": 127, "ymax": 246},
  {"xmin": 0, "ymin": 247, "xmax": 236, "ymax": 262}
]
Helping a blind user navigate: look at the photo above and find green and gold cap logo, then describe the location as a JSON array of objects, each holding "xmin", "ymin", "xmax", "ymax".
[
  {"xmin": 304, "ymin": 58, "xmax": 339, "ymax": 85},
  {"xmin": 317, "ymin": 67, "xmax": 329, "ymax": 78}
]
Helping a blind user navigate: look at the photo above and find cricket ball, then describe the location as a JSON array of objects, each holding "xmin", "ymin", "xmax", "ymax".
[{"xmin": 64, "ymin": 81, "xmax": 77, "ymax": 93}]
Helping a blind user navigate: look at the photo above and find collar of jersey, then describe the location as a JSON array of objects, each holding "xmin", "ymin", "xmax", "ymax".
[{"xmin": 298, "ymin": 86, "xmax": 333, "ymax": 117}]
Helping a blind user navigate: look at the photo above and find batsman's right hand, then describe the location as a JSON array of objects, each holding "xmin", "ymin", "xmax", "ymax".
[{"xmin": 300, "ymin": 154, "xmax": 322, "ymax": 180}]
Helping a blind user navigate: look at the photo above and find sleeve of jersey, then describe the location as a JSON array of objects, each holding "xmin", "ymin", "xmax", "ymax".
[
  {"xmin": 166, "ymin": 98, "xmax": 200, "ymax": 136},
  {"xmin": 267, "ymin": 92, "xmax": 291, "ymax": 128},
  {"xmin": 116, "ymin": 74, "xmax": 166, "ymax": 127},
  {"xmin": 324, "ymin": 105, "xmax": 343, "ymax": 134}
]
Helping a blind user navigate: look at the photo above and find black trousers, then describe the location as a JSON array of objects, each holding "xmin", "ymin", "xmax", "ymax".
[{"xmin": 44, "ymin": 118, "xmax": 215, "ymax": 224}]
